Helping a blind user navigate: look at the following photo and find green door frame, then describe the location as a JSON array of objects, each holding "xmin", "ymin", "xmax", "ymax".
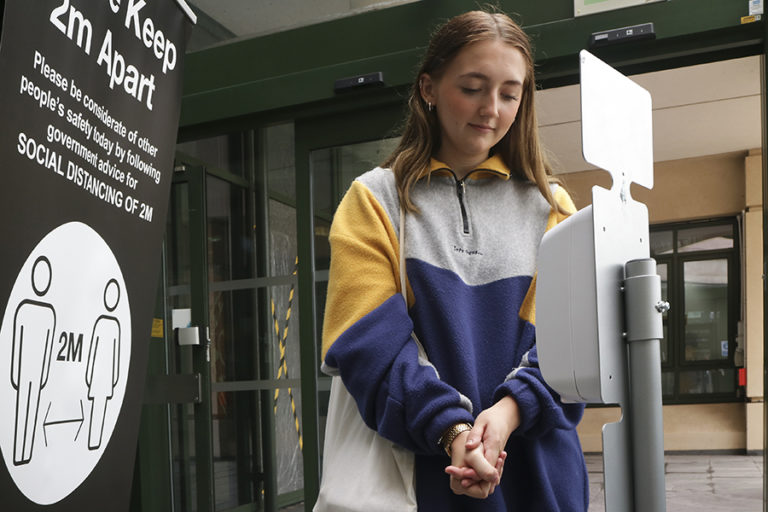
[
  {"xmin": 171, "ymin": 163, "xmax": 216, "ymax": 511},
  {"xmin": 188, "ymin": 164, "xmax": 217, "ymax": 511}
]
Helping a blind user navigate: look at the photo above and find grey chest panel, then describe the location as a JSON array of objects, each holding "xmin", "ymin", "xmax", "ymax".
[{"xmin": 356, "ymin": 168, "xmax": 552, "ymax": 286}]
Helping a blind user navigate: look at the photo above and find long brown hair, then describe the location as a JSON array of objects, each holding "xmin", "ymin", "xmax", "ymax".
[{"xmin": 383, "ymin": 10, "xmax": 565, "ymax": 214}]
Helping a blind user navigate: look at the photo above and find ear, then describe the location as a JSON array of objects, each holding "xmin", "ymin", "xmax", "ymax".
[{"xmin": 419, "ymin": 73, "xmax": 436, "ymax": 105}]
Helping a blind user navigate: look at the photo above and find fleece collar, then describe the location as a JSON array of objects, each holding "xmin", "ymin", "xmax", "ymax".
[{"xmin": 427, "ymin": 154, "xmax": 511, "ymax": 180}]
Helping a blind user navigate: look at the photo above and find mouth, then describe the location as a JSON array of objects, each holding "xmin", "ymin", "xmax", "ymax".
[{"xmin": 469, "ymin": 123, "xmax": 495, "ymax": 133}]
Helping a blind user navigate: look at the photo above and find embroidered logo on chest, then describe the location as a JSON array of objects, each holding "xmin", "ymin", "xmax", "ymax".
[{"xmin": 453, "ymin": 245, "xmax": 484, "ymax": 256}]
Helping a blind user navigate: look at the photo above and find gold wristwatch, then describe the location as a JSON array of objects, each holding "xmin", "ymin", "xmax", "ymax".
[{"xmin": 438, "ymin": 422, "xmax": 472, "ymax": 456}]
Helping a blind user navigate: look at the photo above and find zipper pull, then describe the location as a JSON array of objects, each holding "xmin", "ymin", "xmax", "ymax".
[{"xmin": 456, "ymin": 179, "xmax": 470, "ymax": 234}]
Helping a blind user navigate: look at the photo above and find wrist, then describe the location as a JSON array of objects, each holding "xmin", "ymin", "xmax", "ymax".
[
  {"xmin": 450, "ymin": 430, "xmax": 471, "ymax": 460},
  {"xmin": 438, "ymin": 422, "xmax": 472, "ymax": 456},
  {"xmin": 497, "ymin": 395, "xmax": 521, "ymax": 434}
]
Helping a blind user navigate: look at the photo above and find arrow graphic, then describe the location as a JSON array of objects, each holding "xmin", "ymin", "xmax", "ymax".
[{"xmin": 43, "ymin": 400, "xmax": 85, "ymax": 446}]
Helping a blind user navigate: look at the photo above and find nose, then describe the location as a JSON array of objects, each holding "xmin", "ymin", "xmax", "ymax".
[{"xmin": 479, "ymin": 92, "xmax": 499, "ymax": 118}]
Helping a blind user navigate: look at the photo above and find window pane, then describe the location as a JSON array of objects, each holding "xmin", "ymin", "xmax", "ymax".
[
  {"xmin": 661, "ymin": 371, "xmax": 674, "ymax": 397},
  {"xmin": 209, "ymin": 388, "xmax": 304, "ymax": 507},
  {"xmin": 267, "ymin": 123, "xmax": 295, "ymax": 203},
  {"xmin": 269, "ymin": 283, "xmax": 304, "ymax": 495},
  {"xmin": 650, "ymin": 230, "xmax": 673, "ymax": 256},
  {"xmin": 337, "ymin": 137, "xmax": 400, "ymax": 194},
  {"xmin": 311, "ymin": 147, "xmax": 334, "ymax": 221},
  {"xmin": 310, "ymin": 137, "xmax": 401, "ymax": 271},
  {"xmin": 269, "ymin": 199, "xmax": 298, "ymax": 277},
  {"xmin": 274, "ymin": 383, "xmax": 304, "ymax": 496},
  {"xmin": 171, "ymin": 402, "xmax": 197, "ymax": 511},
  {"xmin": 211, "ymin": 391, "xmax": 257, "ymax": 509},
  {"xmin": 167, "ymin": 182, "xmax": 191, "ymax": 291},
  {"xmin": 208, "ymin": 177, "xmax": 253, "ymax": 281},
  {"xmin": 210, "ymin": 288, "xmax": 257, "ymax": 382},
  {"xmin": 678, "ymin": 224, "xmax": 733, "ymax": 253},
  {"xmin": 683, "ymin": 259, "xmax": 728, "ymax": 362},
  {"xmin": 679, "ymin": 369, "xmax": 735, "ymax": 395},
  {"xmin": 177, "ymin": 133, "xmax": 245, "ymax": 177},
  {"xmin": 310, "ymin": 137, "xmax": 400, "ymax": 222}
]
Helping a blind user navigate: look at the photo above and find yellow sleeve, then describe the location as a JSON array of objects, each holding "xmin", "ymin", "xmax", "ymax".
[
  {"xmin": 520, "ymin": 186, "xmax": 577, "ymax": 325},
  {"xmin": 321, "ymin": 181, "xmax": 401, "ymax": 360}
]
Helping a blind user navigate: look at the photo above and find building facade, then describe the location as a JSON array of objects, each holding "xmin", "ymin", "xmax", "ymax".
[{"xmin": 122, "ymin": 1, "xmax": 768, "ymax": 511}]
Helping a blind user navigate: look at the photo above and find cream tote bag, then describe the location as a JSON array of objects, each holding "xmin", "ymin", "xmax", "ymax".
[{"xmin": 313, "ymin": 206, "xmax": 419, "ymax": 512}]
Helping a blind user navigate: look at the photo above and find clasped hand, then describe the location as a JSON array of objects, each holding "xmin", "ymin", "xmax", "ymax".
[{"xmin": 444, "ymin": 396, "xmax": 520, "ymax": 499}]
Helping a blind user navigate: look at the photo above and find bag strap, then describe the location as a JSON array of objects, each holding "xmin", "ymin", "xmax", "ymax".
[{"xmin": 399, "ymin": 205, "xmax": 407, "ymax": 303}]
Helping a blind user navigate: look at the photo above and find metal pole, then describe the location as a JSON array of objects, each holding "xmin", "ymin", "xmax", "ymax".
[{"xmin": 624, "ymin": 258, "xmax": 667, "ymax": 512}]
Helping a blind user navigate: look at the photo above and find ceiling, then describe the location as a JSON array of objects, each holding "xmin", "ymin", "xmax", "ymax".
[
  {"xmin": 184, "ymin": 3, "xmax": 763, "ymax": 172},
  {"xmin": 536, "ymin": 55, "xmax": 762, "ymax": 174},
  {"xmin": 185, "ymin": 0, "xmax": 419, "ymax": 49}
]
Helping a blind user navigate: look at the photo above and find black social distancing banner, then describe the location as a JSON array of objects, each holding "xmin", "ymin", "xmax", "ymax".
[{"xmin": 0, "ymin": 1, "xmax": 194, "ymax": 509}]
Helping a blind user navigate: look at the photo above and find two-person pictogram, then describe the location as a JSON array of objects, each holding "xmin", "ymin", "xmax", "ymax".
[
  {"xmin": 11, "ymin": 256, "xmax": 55, "ymax": 465},
  {"xmin": 10, "ymin": 256, "xmax": 122, "ymax": 464},
  {"xmin": 85, "ymin": 278, "xmax": 122, "ymax": 451}
]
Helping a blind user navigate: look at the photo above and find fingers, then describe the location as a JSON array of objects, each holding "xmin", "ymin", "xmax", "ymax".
[
  {"xmin": 482, "ymin": 452, "xmax": 508, "ymax": 495},
  {"xmin": 464, "ymin": 443, "xmax": 499, "ymax": 484},
  {"xmin": 445, "ymin": 469, "xmax": 494, "ymax": 498},
  {"xmin": 446, "ymin": 465, "xmax": 483, "ymax": 490},
  {"xmin": 451, "ymin": 430, "xmax": 499, "ymax": 485},
  {"xmin": 445, "ymin": 450, "xmax": 508, "ymax": 498},
  {"xmin": 494, "ymin": 451, "xmax": 507, "ymax": 486},
  {"xmin": 467, "ymin": 410, "xmax": 504, "ymax": 469},
  {"xmin": 465, "ymin": 422, "xmax": 484, "ymax": 451},
  {"xmin": 498, "ymin": 451, "xmax": 507, "ymax": 474},
  {"xmin": 448, "ymin": 473, "xmax": 492, "ymax": 498},
  {"xmin": 445, "ymin": 465, "xmax": 477, "ymax": 481},
  {"xmin": 445, "ymin": 410, "xmax": 513, "ymax": 500}
]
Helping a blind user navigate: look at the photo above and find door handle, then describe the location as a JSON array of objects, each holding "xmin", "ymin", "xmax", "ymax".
[{"xmin": 175, "ymin": 326, "xmax": 209, "ymax": 346}]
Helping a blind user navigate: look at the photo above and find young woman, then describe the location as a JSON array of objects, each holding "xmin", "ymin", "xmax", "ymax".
[{"xmin": 320, "ymin": 10, "xmax": 588, "ymax": 511}]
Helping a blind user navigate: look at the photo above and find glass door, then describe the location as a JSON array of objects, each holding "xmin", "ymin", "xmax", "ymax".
[
  {"xmin": 293, "ymin": 104, "xmax": 403, "ymax": 508},
  {"xmin": 133, "ymin": 125, "xmax": 306, "ymax": 511},
  {"xmin": 167, "ymin": 156, "xmax": 273, "ymax": 512},
  {"xmin": 134, "ymin": 108, "xmax": 408, "ymax": 512}
]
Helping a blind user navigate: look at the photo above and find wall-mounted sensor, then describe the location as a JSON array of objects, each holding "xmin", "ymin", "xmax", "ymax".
[
  {"xmin": 590, "ymin": 22, "xmax": 655, "ymax": 48},
  {"xmin": 334, "ymin": 72, "xmax": 384, "ymax": 92}
]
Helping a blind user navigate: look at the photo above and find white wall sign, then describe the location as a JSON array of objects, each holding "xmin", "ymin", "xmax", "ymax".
[
  {"xmin": 575, "ymin": 0, "xmax": 665, "ymax": 17},
  {"xmin": 0, "ymin": 222, "xmax": 131, "ymax": 504},
  {"xmin": 0, "ymin": 2, "xmax": 194, "ymax": 508}
]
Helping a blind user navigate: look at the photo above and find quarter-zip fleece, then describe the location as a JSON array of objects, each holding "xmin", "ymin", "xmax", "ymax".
[
  {"xmin": 430, "ymin": 160, "xmax": 510, "ymax": 236},
  {"xmin": 321, "ymin": 154, "xmax": 588, "ymax": 511}
]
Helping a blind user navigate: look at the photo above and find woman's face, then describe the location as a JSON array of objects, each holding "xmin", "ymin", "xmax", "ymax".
[{"xmin": 421, "ymin": 39, "xmax": 526, "ymax": 176}]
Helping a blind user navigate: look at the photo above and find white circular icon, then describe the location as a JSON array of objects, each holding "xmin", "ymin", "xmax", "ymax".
[{"xmin": 0, "ymin": 222, "xmax": 131, "ymax": 504}]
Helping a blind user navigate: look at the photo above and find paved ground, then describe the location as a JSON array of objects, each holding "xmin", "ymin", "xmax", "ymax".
[
  {"xmin": 286, "ymin": 453, "xmax": 764, "ymax": 511},
  {"xmin": 587, "ymin": 453, "xmax": 764, "ymax": 511}
]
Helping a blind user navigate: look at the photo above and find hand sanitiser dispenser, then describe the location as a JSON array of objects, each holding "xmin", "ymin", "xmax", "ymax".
[{"xmin": 536, "ymin": 50, "xmax": 666, "ymax": 512}]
